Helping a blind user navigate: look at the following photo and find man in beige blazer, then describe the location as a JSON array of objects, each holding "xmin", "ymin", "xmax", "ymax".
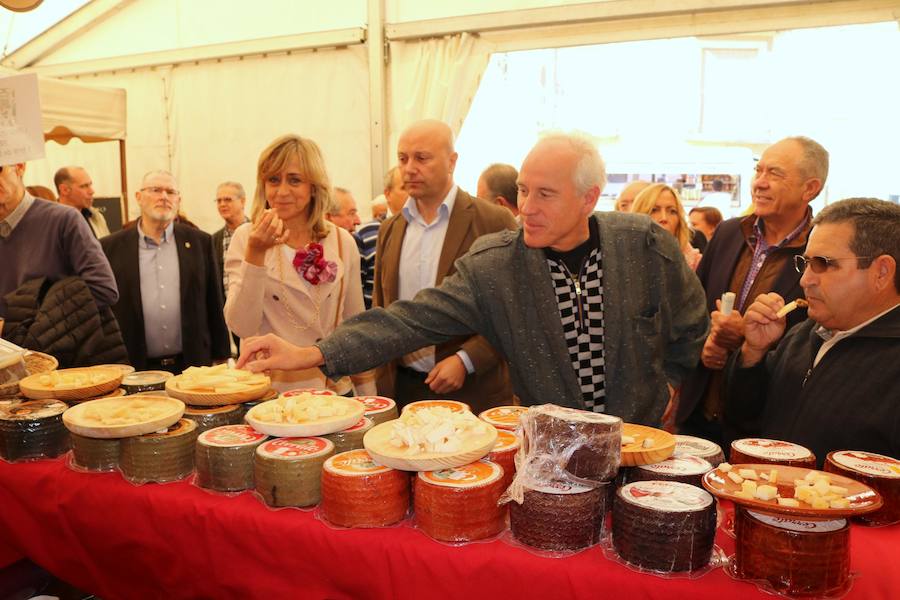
[{"xmin": 373, "ymin": 120, "xmax": 518, "ymax": 412}]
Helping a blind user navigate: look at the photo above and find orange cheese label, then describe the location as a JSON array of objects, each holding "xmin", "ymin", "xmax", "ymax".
[
  {"xmin": 832, "ymin": 451, "xmax": 900, "ymax": 479},
  {"xmin": 419, "ymin": 460, "xmax": 501, "ymax": 488},
  {"xmin": 491, "ymin": 429, "xmax": 520, "ymax": 453},
  {"xmin": 257, "ymin": 436, "xmax": 332, "ymax": 459},
  {"xmin": 733, "ymin": 438, "xmax": 811, "ymax": 460},
  {"xmin": 325, "ymin": 449, "xmax": 391, "ymax": 475},
  {"xmin": 404, "ymin": 399, "xmax": 469, "ymax": 414},
  {"xmin": 283, "ymin": 388, "xmax": 335, "ymax": 397},
  {"xmin": 199, "ymin": 424, "xmax": 266, "ymax": 447},
  {"xmin": 357, "ymin": 395, "xmax": 395, "ymax": 412},
  {"xmin": 341, "ymin": 416, "xmax": 373, "ymax": 432},
  {"xmin": 479, "ymin": 406, "xmax": 527, "ymax": 429}
]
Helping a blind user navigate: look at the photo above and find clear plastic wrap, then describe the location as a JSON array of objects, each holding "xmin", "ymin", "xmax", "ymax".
[
  {"xmin": 194, "ymin": 425, "xmax": 267, "ymax": 492},
  {"xmin": 254, "ymin": 437, "xmax": 334, "ymax": 508},
  {"xmin": 69, "ymin": 432, "xmax": 120, "ymax": 472},
  {"xmin": 323, "ymin": 416, "xmax": 373, "ymax": 454},
  {"xmin": 508, "ymin": 480, "xmax": 608, "ymax": 553},
  {"xmin": 118, "ymin": 418, "xmax": 198, "ymax": 484},
  {"xmin": 0, "ymin": 399, "xmax": 70, "ymax": 462},
  {"xmin": 825, "ymin": 450, "xmax": 900, "ymax": 527},
  {"xmin": 318, "ymin": 449, "xmax": 410, "ymax": 528}
]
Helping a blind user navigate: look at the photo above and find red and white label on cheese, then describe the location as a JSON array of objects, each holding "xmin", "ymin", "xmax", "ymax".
[
  {"xmin": 325, "ymin": 449, "xmax": 391, "ymax": 476},
  {"xmin": 283, "ymin": 388, "xmax": 336, "ymax": 397},
  {"xmin": 479, "ymin": 406, "xmax": 527, "ymax": 429},
  {"xmin": 184, "ymin": 404, "xmax": 239, "ymax": 415},
  {"xmin": 257, "ymin": 436, "xmax": 333, "ymax": 460},
  {"xmin": 419, "ymin": 460, "xmax": 502, "ymax": 488},
  {"xmin": 621, "ymin": 480, "xmax": 713, "ymax": 512},
  {"xmin": 675, "ymin": 435, "xmax": 722, "ymax": 458},
  {"xmin": 0, "ymin": 399, "xmax": 67, "ymax": 420},
  {"xmin": 340, "ymin": 416, "xmax": 373, "ymax": 433},
  {"xmin": 832, "ymin": 450, "xmax": 900, "ymax": 478},
  {"xmin": 491, "ymin": 429, "xmax": 520, "ymax": 453},
  {"xmin": 403, "ymin": 399, "xmax": 469, "ymax": 414},
  {"xmin": 199, "ymin": 424, "xmax": 267, "ymax": 447},
  {"xmin": 639, "ymin": 454, "xmax": 712, "ymax": 476},
  {"xmin": 528, "ymin": 479, "xmax": 597, "ymax": 496},
  {"xmin": 747, "ymin": 510, "xmax": 847, "ymax": 533},
  {"xmin": 733, "ymin": 438, "xmax": 812, "ymax": 460},
  {"xmin": 356, "ymin": 396, "xmax": 395, "ymax": 413}
]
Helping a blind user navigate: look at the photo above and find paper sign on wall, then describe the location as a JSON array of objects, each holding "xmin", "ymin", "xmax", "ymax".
[{"xmin": 0, "ymin": 72, "xmax": 45, "ymax": 164}]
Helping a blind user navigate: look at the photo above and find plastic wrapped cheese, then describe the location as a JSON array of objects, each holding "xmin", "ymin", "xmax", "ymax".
[
  {"xmin": 509, "ymin": 479, "xmax": 608, "ymax": 552},
  {"xmin": 825, "ymin": 450, "xmax": 900, "ymax": 526},
  {"xmin": 119, "ymin": 418, "xmax": 198, "ymax": 483},
  {"xmin": 70, "ymin": 432, "xmax": 120, "ymax": 472},
  {"xmin": 320, "ymin": 449, "xmax": 409, "ymax": 527},
  {"xmin": 195, "ymin": 425, "xmax": 268, "ymax": 492},
  {"xmin": 254, "ymin": 437, "xmax": 334, "ymax": 508},
  {"xmin": 355, "ymin": 396, "xmax": 398, "ymax": 425},
  {"xmin": 730, "ymin": 438, "xmax": 815, "ymax": 467},
  {"xmin": 0, "ymin": 399, "xmax": 69, "ymax": 462}
]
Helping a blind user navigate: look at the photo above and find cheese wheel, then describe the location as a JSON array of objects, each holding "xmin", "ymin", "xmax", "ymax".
[
  {"xmin": 119, "ymin": 418, "xmax": 198, "ymax": 483},
  {"xmin": 70, "ymin": 432, "xmax": 119, "ymax": 471},
  {"xmin": 628, "ymin": 454, "xmax": 713, "ymax": 489},
  {"xmin": 612, "ymin": 480, "xmax": 717, "ymax": 573},
  {"xmin": 95, "ymin": 364, "xmax": 135, "ymax": 376},
  {"xmin": 825, "ymin": 450, "xmax": 900, "ymax": 526},
  {"xmin": 183, "ymin": 404, "xmax": 243, "ymax": 433},
  {"xmin": 414, "ymin": 460, "xmax": 506, "ymax": 542},
  {"xmin": 254, "ymin": 437, "xmax": 334, "ymax": 507},
  {"xmin": 323, "ymin": 416, "xmax": 373, "ymax": 454},
  {"xmin": 402, "ymin": 399, "xmax": 471, "ymax": 414},
  {"xmin": 730, "ymin": 438, "xmax": 815, "ymax": 467},
  {"xmin": 195, "ymin": 425, "xmax": 268, "ymax": 492},
  {"xmin": 674, "ymin": 435, "xmax": 725, "ymax": 467},
  {"xmin": 525, "ymin": 404, "xmax": 621, "ymax": 481},
  {"xmin": 479, "ymin": 406, "xmax": 528, "ymax": 431},
  {"xmin": 509, "ymin": 480, "xmax": 608, "ymax": 551},
  {"xmin": 487, "ymin": 429, "xmax": 520, "ymax": 492},
  {"xmin": 0, "ymin": 353, "xmax": 28, "ymax": 397},
  {"xmin": 121, "ymin": 371, "xmax": 172, "ymax": 395},
  {"xmin": 0, "ymin": 399, "xmax": 69, "ymax": 461},
  {"xmin": 355, "ymin": 395, "xmax": 398, "ymax": 425},
  {"xmin": 283, "ymin": 388, "xmax": 336, "ymax": 397},
  {"xmin": 320, "ymin": 449, "xmax": 410, "ymax": 527},
  {"xmin": 734, "ymin": 507, "xmax": 851, "ymax": 597}
]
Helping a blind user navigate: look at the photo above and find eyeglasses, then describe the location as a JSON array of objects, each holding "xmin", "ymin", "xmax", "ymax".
[
  {"xmin": 141, "ymin": 186, "xmax": 179, "ymax": 196},
  {"xmin": 794, "ymin": 254, "xmax": 873, "ymax": 274}
]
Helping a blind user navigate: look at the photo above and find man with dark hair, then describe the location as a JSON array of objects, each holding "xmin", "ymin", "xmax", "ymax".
[
  {"xmin": 477, "ymin": 163, "xmax": 519, "ymax": 217},
  {"xmin": 55, "ymin": 166, "xmax": 110, "ymax": 238},
  {"xmin": 724, "ymin": 198, "xmax": 900, "ymax": 463},
  {"xmin": 689, "ymin": 206, "xmax": 724, "ymax": 242},
  {"xmin": 677, "ymin": 136, "xmax": 829, "ymax": 446}
]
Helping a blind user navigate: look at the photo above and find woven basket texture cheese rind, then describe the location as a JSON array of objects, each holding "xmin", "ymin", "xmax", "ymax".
[
  {"xmin": 254, "ymin": 445, "xmax": 334, "ymax": 507},
  {"xmin": 70, "ymin": 433, "xmax": 120, "ymax": 471},
  {"xmin": 509, "ymin": 485, "xmax": 607, "ymax": 551},
  {"xmin": 118, "ymin": 419, "xmax": 198, "ymax": 483}
]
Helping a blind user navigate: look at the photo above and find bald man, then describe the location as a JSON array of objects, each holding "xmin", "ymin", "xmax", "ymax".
[
  {"xmin": 55, "ymin": 166, "xmax": 110, "ymax": 238},
  {"xmin": 370, "ymin": 119, "xmax": 518, "ymax": 412}
]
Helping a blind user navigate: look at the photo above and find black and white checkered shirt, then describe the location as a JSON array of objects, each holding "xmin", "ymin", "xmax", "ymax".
[{"xmin": 546, "ymin": 246, "xmax": 607, "ymax": 412}]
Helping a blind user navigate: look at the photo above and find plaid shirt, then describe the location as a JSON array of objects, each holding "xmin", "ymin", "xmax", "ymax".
[{"xmin": 221, "ymin": 217, "xmax": 249, "ymax": 293}]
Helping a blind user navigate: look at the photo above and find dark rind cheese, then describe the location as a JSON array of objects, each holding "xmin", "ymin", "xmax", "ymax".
[
  {"xmin": 183, "ymin": 404, "xmax": 243, "ymax": 434},
  {"xmin": 825, "ymin": 450, "xmax": 900, "ymax": 526},
  {"xmin": 526, "ymin": 405, "xmax": 621, "ymax": 482},
  {"xmin": 121, "ymin": 370, "xmax": 172, "ymax": 394},
  {"xmin": 254, "ymin": 437, "xmax": 334, "ymax": 507},
  {"xmin": 320, "ymin": 449, "xmax": 409, "ymax": 527},
  {"xmin": 734, "ymin": 507, "xmax": 851, "ymax": 597},
  {"xmin": 195, "ymin": 425, "xmax": 268, "ymax": 492},
  {"xmin": 730, "ymin": 438, "xmax": 815, "ymax": 467},
  {"xmin": 119, "ymin": 418, "xmax": 198, "ymax": 483},
  {"xmin": 0, "ymin": 399, "xmax": 69, "ymax": 462},
  {"xmin": 71, "ymin": 432, "xmax": 119, "ymax": 471},
  {"xmin": 674, "ymin": 435, "xmax": 725, "ymax": 467},
  {"xmin": 509, "ymin": 480, "xmax": 608, "ymax": 551},
  {"xmin": 629, "ymin": 454, "xmax": 713, "ymax": 488},
  {"xmin": 323, "ymin": 416, "xmax": 374, "ymax": 454},
  {"xmin": 612, "ymin": 480, "xmax": 716, "ymax": 573}
]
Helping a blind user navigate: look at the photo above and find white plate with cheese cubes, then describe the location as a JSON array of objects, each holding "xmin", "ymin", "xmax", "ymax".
[
  {"xmin": 19, "ymin": 366, "xmax": 123, "ymax": 401},
  {"xmin": 702, "ymin": 463, "xmax": 883, "ymax": 518},
  {"xmin": 63, "ymin": 395, "xmax": 185, "ymax": 438},
  {"xmin": 244, "ymin": 393, "xmax": 365, "ymax": 437},
  {"xmin": 165, "ymin": 365, "xmax": 271, "ymax": 406}
]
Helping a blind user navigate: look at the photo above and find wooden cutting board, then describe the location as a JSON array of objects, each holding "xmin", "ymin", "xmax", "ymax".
[
  {"xmin": 363, "ymin": 420, "xmax": 498, "ymax": 472},
  {"xmin": 63, "ymin": 395, "xmax": 185, "ymax": 439},
  {"xmin": 19, "ymin": 367, "xmax": 122, "ymax": 401}
]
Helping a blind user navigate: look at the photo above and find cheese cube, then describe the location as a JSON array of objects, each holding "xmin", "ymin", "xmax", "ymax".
[
  {"xmin": 830, "ymin": 498, "xmax": 851, "ymax": 509},
  {"xmin": 829, "ymin": 485, "xmax": 849, "ymax": 496},
  {"xmin": 777, "ymin": 498, "xmax": 801, "ymax": 508},
  {"xmin": 728, "ymin": 471, "xmax": 745, "ymax": 484},
  {"xmin": 755, "ymin": 485, "xmax": 779, "ymax": 501},
  {"xmin": 719, "ymin": 462, "xmax": 733, "ymax": 472},
  {"xmin": 811, "ymin": 498, "xmax": 830, "ymax": 509},
  {"xmin": 741, "ymin": 481, "xmax": 758, "ymax": 495},
  {"xmin": 739, "ymin": 468, "xmax": 759, "ymax": 480},
  {"xmin": 768, "ymin": 470, "xmax": 778, "ymax": 484}
]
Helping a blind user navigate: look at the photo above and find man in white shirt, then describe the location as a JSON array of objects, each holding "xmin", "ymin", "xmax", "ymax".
[{"xmin": 54, "ymin": 166, "xmax": 110, "ymax": 238}]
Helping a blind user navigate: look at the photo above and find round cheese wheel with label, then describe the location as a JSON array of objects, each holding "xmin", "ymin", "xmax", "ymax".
[
  {"xmin": 510, "ymin": 479, "xmax": 608, "ymax": 551},
  {"xmin": 183, "ymin": 404, "xmax": 243, "ymax": 434},
  {"xmin": 70, "ymin": 432, "xmax": 119, "ymax": 471},
  {"xmin": 730, "ymin": 438, "xmax": 815, "ymax": 467},
  {"xmin": 674, "ymin": 435, "xmax": 725, "ymax": 467},
  {"xmin": 323, "ymin": 416, "xmax": 373, "ymax": 455},
  {"xmin": 320, "ymin": 449, "xmax": 409, "ymax": 527},
  {"xmin": 119, "ymin": 418, "xmax": 198, "ymax": 483},
  {"xmin": 195, "ymin": 424, "xmax": 268, "ymax": 492},
  {"xmin": 355, "ymin": 396, "xmax": 398, "ymax": 425},
  {"xmin": 479, "ymin": 405, "xmax": 528, "ymax": 431},
  {"xmin": 525, "ymin": 405, "xmax": 621, "ymax": 482},
  {"xmin": 825, "ymin": 450, "xmax": 900, "ymax": 526},
  {"xmin": 487, "ymin": 429, "xmax": 520, "ymax": 492},
  {"xmin": 629, "ymin": 454, "xmax": 713, "ymax": 488},
  {"xmin": 0, "ymin": 399, "xmax": 69, "ymax": 461},
  {"xmin": 254, "ymin": 436, "xmax": 334, "ymax": 507}
]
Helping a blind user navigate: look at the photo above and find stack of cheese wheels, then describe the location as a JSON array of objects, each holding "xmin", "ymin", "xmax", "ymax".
[
  {"xmin": 0, "ymin": 400, "xmax": 69, "ymax": 461},
  {"xmin": 121, "ymin": 371, "xmax": 172, "ymax": 395},
  {"xmin": 825, "ymin": 450, "xmax": 900, "ymax": 526},
  {"xmin": 195, "ymin": 425, "xmax": 268, "ymax": 492},
  {"xmin": 255, "ymin": 437, "xmax": 334, "ymax": 508},
  {"xmin": 526, "ymin": 405, "xmax": 622, "ymax": 482},
  {"xmin": 183, "ymin": 404, "xmax": 243, "ymax": 433},
  {"xmin": 403, "ymin": 399, "xmax": 470, "ymax": 414},
  {"xmin": 355, "ymin": 396, "xmax": 398, "ymax": 425},
  {"xmin": 626, "ymin": 454, "xmax": 713, "ymax": 489},
  {"xmin": 479, "ymin": 405, "xmax": 528, "ymax": 431},
  {"xmin": 119, "ymin": 418, "xmax": 198, "ymax": 483},
  {"xmin": 510, "ymin": 479, "xmax": 608, "ymax": 551},
  {"xmin": 730, "ymin": 438, "xmax": 816, "ymax": 467},
  {"xmin": 734, "ymin": 507, "xmax": 851, "ymax": 597},
  {"xmin": 320, "ymin": 449, "xmax": 410, "ymax": 527},
  {"xmin": 486, "ymin": 429, "xmax": 520, "ymax": 492},
  {"xmin": 324, "ymin": 416, "xmax": 374, "ymax": 454},
  {"xmin": 70, "ymin": 433, "xmax": 120, "ymax": 471},
  {"xmin": 612, "ymin": 480, "xmax": 717, "ymax": 573},
  {"xmin": 414, "ymin": 460, "xmax": 506, "ymax": 542},
  {"xmin": 674, "ymin": 435, "xmax": 725, "ymax": 467}
]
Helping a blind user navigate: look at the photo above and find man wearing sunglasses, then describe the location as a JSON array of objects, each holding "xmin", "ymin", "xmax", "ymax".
[
  {"xmin": 724, "ymin": 198, "xmax": 900, "ymax": 464},
  {"xmin": 677, "ymin": 136, "xmax": 829, "ymax": 446}
]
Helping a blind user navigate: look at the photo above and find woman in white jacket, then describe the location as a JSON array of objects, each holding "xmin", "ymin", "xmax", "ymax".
[{"xmin": 224, "ymin": 134, "xmax": 375, "ymax": 395}]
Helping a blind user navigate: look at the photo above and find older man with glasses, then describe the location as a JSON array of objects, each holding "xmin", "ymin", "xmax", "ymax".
[
  {"xmin": 724, "ymin": 198, "xmax": 900, "ymax": 465},
  {"xmin": 101, "ymin": 170, "xmax": 230, "ymax": 373}
]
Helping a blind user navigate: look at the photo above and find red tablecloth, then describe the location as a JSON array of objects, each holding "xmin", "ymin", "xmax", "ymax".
[{"xmin": 0, "ymin": 457, "xmax": 897, "ymax": 600}]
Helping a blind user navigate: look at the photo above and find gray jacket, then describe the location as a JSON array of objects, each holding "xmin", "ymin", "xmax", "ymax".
[{"xmin": 320, "ymin": 212, "xmax": 708, "ymax": 425}]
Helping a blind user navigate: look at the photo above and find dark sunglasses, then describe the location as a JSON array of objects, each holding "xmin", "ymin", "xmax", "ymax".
[{"xmin": 794, "ymin": 254, "xmax": 873, "ymax": 274}]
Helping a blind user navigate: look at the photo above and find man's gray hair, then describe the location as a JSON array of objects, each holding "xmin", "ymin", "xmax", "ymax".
[
  {"xmin": 216, "ymin": 181, "xmax": 246, "ymax": 199},
  {"xmin": 141, "ymin": 169, "xmax": 177, "ymax": 188},
  {"xmin": 539, "ymin": 131, "xmax": 607, "ymax": 195},
  {"xmin": 783, "ymin": 136, "xmax": 829, "ymax": 187},
  {"xmin": 327, "ymin": 187, "xmax": 352, "ymax": 216},
  {"xmin": 383, "ymin": 166, "xmax": 400, "ymax": 191}
]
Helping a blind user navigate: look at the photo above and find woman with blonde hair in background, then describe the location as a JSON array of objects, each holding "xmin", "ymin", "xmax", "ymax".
[
  {"xmin": 632, "ymin": 183, "xmax": 702, "ymax": 271},
  {"xmin": 224, "ymin": 134, "xmax": 375, "ymax": 395}
]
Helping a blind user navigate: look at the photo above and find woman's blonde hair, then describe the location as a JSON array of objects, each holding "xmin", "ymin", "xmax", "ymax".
[
  {"xmin": 632, "ymin": 183, "xmax": 691, "ymax": 249},
  {"xmin": 251, "ymin": 134, "xmax": 331, "ymax": 241}
]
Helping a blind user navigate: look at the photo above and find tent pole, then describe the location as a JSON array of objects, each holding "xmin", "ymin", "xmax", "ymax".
[
  {"xmin": 118, "ymin": 139, "xmax": 128, "ymax": 223},
  {"xmin": 367, "ymin": 0, "xmax": 387, "ymax": 202}
]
